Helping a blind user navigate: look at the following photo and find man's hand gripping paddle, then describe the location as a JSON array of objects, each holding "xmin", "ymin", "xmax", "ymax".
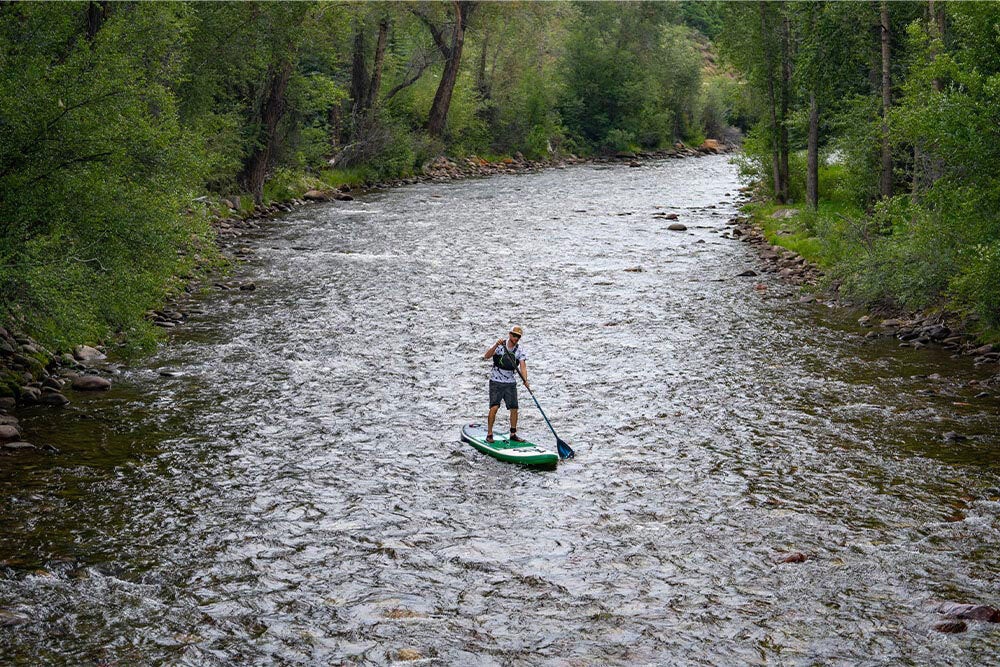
[{"xmin": 500, "ymin": 346, "xmax": 575, "ymax": 460}]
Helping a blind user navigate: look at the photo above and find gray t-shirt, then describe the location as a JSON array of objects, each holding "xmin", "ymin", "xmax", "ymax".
[{"xmin": 489, "ymin": 342, "xmax": 526, "ymax": 384}]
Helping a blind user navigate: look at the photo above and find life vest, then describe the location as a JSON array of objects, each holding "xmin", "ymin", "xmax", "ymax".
[{"xmin": 493, "ymin": 344, "xmax": 519, "ymax": 371}]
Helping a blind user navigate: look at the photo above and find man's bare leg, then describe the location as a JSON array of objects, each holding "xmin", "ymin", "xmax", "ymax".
[{"xmin": 487, "ymin": 405, "xmax": 500, "ymax": 439}]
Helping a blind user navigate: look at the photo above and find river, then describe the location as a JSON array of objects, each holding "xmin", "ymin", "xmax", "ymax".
[{"xmin": 2, "ymin": 155, "xmax": 999, "ymax": 665}]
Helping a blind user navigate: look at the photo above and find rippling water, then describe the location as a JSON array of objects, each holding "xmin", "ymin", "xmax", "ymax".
[{"xmin": 3, "ymin": 155, "xmax": 1000, "ymax": 665}]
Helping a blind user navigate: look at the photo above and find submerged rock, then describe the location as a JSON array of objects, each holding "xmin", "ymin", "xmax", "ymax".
[
  {"xmin": 38, "ymin": 391, "xmax": 69, "ymax": 406},
  {"xmin": 933, "ymin": 620, "xmax": 967, "ymax": 634},
  {"xmin": 396, "ymin": 649, "xmax": 423, "ymax": 661},
  {"xmin": 0, "ymin": 609, "xmax": 30, "ymax": 626},
  {"xmin": 2, "ymin": 441, "xmax": 36, "ymax": 452},
  {"xmin": 775, "ymin": 552, "xmax": 808, "ymax": 564},
  {"xmin": 937, "ymin": 602, "xmax": 1000, "ymax": 622},
  {"xmin": 667, "ymin": 223, "xmax": 687, "ymax": 231}
]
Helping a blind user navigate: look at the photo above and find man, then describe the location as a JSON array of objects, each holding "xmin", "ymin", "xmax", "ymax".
[{"xmin": 483, "ymin": 325, "xmax": 529, "ymax": 443}]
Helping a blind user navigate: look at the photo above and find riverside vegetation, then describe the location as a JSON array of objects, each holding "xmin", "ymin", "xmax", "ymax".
[{"xmin": 718, "ymin": 1, "xmax": 1000, "ymax": 346}]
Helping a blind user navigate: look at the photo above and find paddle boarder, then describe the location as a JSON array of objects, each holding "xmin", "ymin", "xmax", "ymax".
[{"xmin": 483, "ymin": 325, "xmax": 528, "ymax": 443}]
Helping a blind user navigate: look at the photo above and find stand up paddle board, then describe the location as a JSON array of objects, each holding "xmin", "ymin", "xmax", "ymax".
[{"xmin": 461, "ymin": 423, "xmax": 558, "ymax": 469}]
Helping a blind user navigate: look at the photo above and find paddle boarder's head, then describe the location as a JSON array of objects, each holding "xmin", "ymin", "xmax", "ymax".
[{"xmin": 508, "ymin": 326, "xmax": 523, "ymax": 345}]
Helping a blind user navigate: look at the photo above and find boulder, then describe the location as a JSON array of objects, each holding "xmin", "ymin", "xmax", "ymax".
[
  {"xmin": 699, "ymin": 139, "xmax": 721, "ymax": 153},
  {"xmin": 770, "ymin": 209, "xmax": 797, "ymax": 219},
  {"xmin": 18, "ymin": 386, "xmax": 41, "ymax": 404},
  {"xmin": 302, "ymin": 189, "xmax": 332, "ymax": 202},
  {"xmin": 0, "ymin": 397, "xmax": 15, "ymax": 411},
  {"xmin": 71, "ymin": 376, "xmax": 112, "ymax": 392},
  {"xmin": 664, "ymin": 213, "xmax": 679, "ymax": 220},
  {"xmin": 73, "ymin": 345, "xmax": 106, "ymax": 362},
  {"xmin": 667, "ymin": 223, "xmax": 687, "ymax": 231},
  {"xmin": 0, "ymin": 424, "xmax": 21, "ymax": 441}
]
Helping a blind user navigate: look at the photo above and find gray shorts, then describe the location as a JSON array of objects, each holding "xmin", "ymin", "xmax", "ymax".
[{"xmin": 489, "ymin": 380, "xmax": 518, "ymax": 409}]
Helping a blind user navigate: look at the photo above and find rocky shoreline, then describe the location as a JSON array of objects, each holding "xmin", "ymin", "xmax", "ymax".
[
  {"xmin": 0, "ymin": 142, "xmax": 734, "ymax": 453},
  {"xmin": 724, "ymin": 208, "xmax": 1000, "ymax": 395}
]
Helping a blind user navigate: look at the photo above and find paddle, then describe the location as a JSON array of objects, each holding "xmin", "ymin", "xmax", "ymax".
[{"xmin": 499, "ymin": 345, "xmax": 575, "ymax": 460}]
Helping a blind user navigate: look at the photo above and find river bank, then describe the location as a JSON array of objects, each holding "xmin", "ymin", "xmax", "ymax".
[{"xmin": 726, "ymin": 205, "xmax": 1000, "ymax": 399}]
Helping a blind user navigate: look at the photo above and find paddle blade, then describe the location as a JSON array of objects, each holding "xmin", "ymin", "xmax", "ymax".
[{"xmin": 556, "ymin": 437, "xmax": 575, "ymax": 460}]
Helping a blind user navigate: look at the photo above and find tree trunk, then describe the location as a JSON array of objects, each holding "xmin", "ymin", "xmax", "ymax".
[
  {"xmin": 239, "ymin": 60, "xmax": 293, "ymax": 206},
  {"xmin": 366, "ymin": 19, "xmax": 389, "ymax": 113},
  {"xmin": 476, "ymin": 28, "xmax": 491, "ymax": 100},
  {"xmin": 779, "ymin": 11, "xmax": 791, "ymax": 203},
  {"xmin": 85, "ymin": 1, "xmax": 110, "ymax": 40},
  {"xmin": 807, "ymin": 91, "xmax": 819, "ymax": 210},
  {"xmin": 426, "ymin": 1, "xmax": 473, "ymax": 137},
  {"xmin": 879, "ymin": 0, "xmax": 893, "ymax": 199},
  {"xmin": 350, "ymin": 27, "xmax": 369, "ymax": 117},
  {"xmin": 759, "ymin": 2, "xmax": 784, "ymax": 203}
]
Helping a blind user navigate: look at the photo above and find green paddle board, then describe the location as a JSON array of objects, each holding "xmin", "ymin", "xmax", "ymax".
[{"xmin": 461, "ymin": 423, "xmax": 559, "ymax": 469}]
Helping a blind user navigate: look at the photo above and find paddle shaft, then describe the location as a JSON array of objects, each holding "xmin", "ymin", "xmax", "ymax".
[
  {"xmin": 516, "ymin": 369, "xmax": 562, "ymax": 441},
  {"xmin": 499, "ymin": 345, "xmax": 563, "ymax": 442}
]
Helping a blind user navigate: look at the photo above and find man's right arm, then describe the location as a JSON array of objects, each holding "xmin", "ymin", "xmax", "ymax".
[{"xmin": 483, "ymin": 338, "xmax": 504, "ymax": 360}]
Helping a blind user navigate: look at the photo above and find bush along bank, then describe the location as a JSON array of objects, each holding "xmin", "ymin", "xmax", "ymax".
[
  {"xmin": 729, "ymin": 201, "xmax": 1000, "ymax": 394},
  {"xmin": 1, "ymin": 143, "xmax": 737, "ymax": 453}
]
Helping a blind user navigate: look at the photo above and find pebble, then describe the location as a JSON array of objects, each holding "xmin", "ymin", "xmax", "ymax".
[
  {"xmin": 624, "ymin": 266, "xmax": 643, "ymax": 273},
  {"xmin": 736, "ymin": 269, "xmax": 758, "ymax": 277}
]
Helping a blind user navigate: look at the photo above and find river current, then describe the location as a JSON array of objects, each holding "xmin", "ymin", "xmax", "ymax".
[{"xmin": 2, "ymin": 155, "xmax": 999, "ymax": 665}]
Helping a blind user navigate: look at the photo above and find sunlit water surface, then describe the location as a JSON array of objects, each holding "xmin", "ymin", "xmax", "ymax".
[{"xmin": 2, "ymin": 155, "xmax": 999, "ymax": 665}]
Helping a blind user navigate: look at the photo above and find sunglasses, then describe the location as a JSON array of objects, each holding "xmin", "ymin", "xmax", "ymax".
[{"xmin": 509, "ymin": 333, "xmax": 521, "ymax": 339}]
